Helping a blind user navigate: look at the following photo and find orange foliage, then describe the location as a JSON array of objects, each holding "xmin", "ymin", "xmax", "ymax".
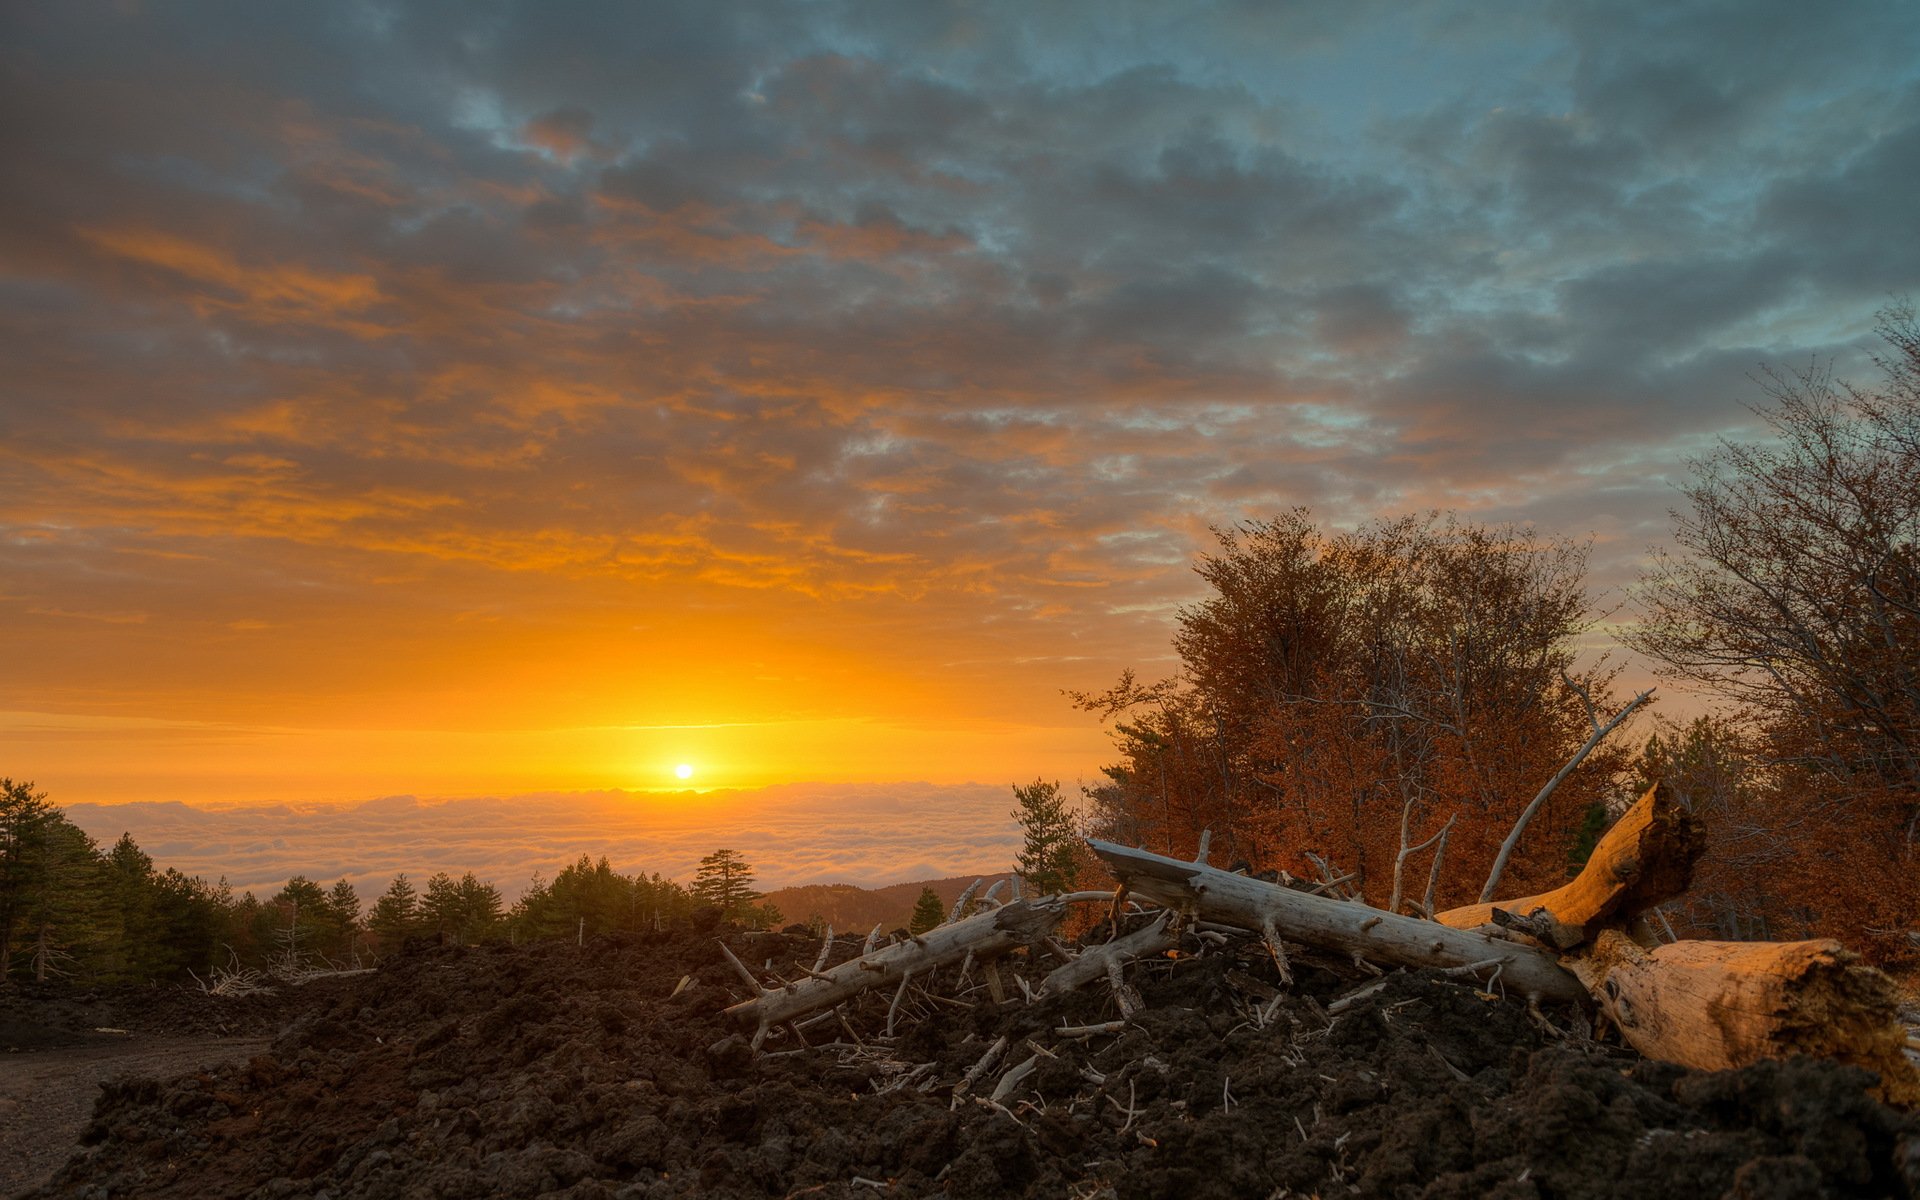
[
  {"xmin": 1648, "ymin": 718, "xmax": 1919, "ymax": 963},
  {"xmin": 1077, "ymin": 511, "xmax": 1627, "ymax": 914}
]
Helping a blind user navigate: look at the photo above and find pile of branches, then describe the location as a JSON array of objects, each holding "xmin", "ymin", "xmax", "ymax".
[{"xmin": 716, "ymin": 782, "xmax": 1920, "ymax": 1109}]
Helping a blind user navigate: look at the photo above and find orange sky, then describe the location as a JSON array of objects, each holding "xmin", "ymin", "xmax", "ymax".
[{"xmin": 5, "ymin": 2, "xmax": 1912, "ymax": 815}]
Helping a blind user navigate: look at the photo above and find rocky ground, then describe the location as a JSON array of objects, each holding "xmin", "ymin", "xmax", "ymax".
[{"xmin": 9, "ymin": 917, "xmax": 1920, "ymax": 1199}]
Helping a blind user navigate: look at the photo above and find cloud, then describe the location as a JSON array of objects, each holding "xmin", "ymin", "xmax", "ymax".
[
  {"xmin": 2, "ymin": 1, "xmax": 1918, "ymax": 800},
  {"xmin": 64, "ymin": 782, "xmax": 1030, "ymax": 902}
]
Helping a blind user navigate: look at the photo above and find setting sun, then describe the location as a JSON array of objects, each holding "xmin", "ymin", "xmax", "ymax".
[{"xmin": 674, "ymin": 764, "xmax": 694, "ymax": 781}]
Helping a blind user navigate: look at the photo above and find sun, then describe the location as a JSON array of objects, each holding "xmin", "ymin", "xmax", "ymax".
[{"xmin": 674, "ymin": 763, "xmax": 694, "ymax": 780}]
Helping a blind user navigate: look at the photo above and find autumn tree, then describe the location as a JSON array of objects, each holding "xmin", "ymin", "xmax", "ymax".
[
  {"xmin": 1630, "ymin": 304, "xmax": 1920, "ymax": 956},
  {"xmin": 907, "ymin": 887, "xmax": 945, "ymax": 934},
  {"xmin": 1078, "ymin": 512, "xmax": 1624, "ymax": 912}
]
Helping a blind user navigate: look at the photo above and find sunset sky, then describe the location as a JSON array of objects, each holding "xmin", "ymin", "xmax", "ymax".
[{"xmin": 5, "ymin": 1, "xmax": 1920, "ymax": 865}]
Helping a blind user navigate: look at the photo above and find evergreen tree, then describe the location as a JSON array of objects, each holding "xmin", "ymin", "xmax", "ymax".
[
  {"xmin": 270, "ymin": 876, "xmax": 329, "ymax": 968},
  {"xmin": 369, "ymin": 874, "xmax": 420, "ymax": 953},
  {"xmin": 1012, "ymin": 779, "xmax": 1081, "ymax": 896},
  {"xmin": 101, "ymin": 833, "xmax": 158, "ymax": 981},
  {"xmin": 0, "ymin": 778, "xmax": 56, "ymax": 978},
  {"xmin": 323, "ymin": 878, "xmax": 362, "ymax": 962},
  {"xmin": 22, "ymin": 817, "xmax": 116, "ymax": 981},
  {"xmin": 907, "ymin": 887, "xmax": 945, "ymax": 934},
  {"xmin": 690, "ymin": 849, "xmax": 761, "ymax": 921},
  {"xmin": 454, "ymin": 872, "xmax": 504, "ymax": 943},
  {"xmin": 421, "ymin": 872, "xmax": 462, "ymax": 941},
  {"xmin": 149, "ymin": 867, "xmax": 224, "ymax": 979}
]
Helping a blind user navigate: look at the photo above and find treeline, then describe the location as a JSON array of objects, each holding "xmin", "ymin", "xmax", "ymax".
[
  {"xmin": 0, "ymin": 781, "xmax": 781, "ymax": 986},
  {"xmin": 1065, "ymin": 305, "xmax": 1920, "ymax": 961}
]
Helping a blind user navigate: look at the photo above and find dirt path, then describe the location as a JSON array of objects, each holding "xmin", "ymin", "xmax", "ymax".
[{"xmin": 0, "ymin": 1033, "xmax": 271, "ymax": 1198}]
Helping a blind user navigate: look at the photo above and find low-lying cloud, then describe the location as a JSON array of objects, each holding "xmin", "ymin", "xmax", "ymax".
[{"xmin": 66, "ymin": 783, "xmax": 1030, "ymax": 903}]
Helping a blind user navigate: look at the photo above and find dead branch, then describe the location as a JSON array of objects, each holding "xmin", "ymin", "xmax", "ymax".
[{"xmin": 1477, "ymin": 685, "xmax": 1653, "ymax": 902}]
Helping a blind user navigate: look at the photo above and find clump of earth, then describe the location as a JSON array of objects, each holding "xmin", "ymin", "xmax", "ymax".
[{"xmin": 19, "ymin": 918, "xmax": 1920, "ymax": 1199}]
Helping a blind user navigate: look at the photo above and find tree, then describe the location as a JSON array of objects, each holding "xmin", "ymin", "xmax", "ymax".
[
  {"xmin": 454, "ymin": 872, "xmax": 504, "ymax": 943},
  {"xmin": 1630, "ymin": 304, "xmax": 1920, "ymax": 955},
  {"xmin": 270, "ymin": 876, "xmax": 329, "ymax": 969},
  {"xmin": 1076, "ymin": 512, "xmax": 1618, "ymax": 910},
  {"xmin": 323, "ymin": 878, "xmax": 363, "ymax": 963},
  {"xmin": 0, "ymin": 778, "xmax": 55, "ymax": 978},
  {"xmin": 421, "ymin": 872, "xmax": 462, "ymax": 941},
  {"xmin": 1011, "ymin": 779, "xmax": 1081, "ymax": 896},
  {"xmin": 691, "ymin": 849, "xmax": 762, "ymax": 922},
  {"xmin": 907, "ymin": 887, "xmax": 945, "ymax": 934},
  {"xmin": 101, "ymin": 833, "xmax": 158, "ymax": 981},
  {"xmin": 368, "ymin": 873, "xmax": 420, "ymax": 953}
]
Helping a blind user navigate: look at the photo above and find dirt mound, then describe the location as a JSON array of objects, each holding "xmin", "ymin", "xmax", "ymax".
[{"xmin": 27, "ymin": 924, "xmax": 1920, "ymax": 1199}]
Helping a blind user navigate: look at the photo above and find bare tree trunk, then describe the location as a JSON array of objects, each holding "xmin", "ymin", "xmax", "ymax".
[
  {"xmin": 1037, "ymin": 910, "xmax": 1177, "ymax": 998},
  {"xmin": 1085, "ymin": 838, "xmax": 1588, "ymax": 1003},
  {"xmin": 725, "ymin": 898, "xmax": 1071, "ymax": 1036},
  {"xmin": 1389, "ymin": 809, "xmax": 1455, "ymax": 916}
]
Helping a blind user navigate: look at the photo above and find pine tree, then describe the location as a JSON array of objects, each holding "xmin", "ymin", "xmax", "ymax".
[
  {"xmin": 22, "ymin": 816, "xmax": 115, "ymax": 982},
  {"xmin": 1012, "ymin": 779, "xmax": 1081, "ymax": 897},
  {"xmin": 690, "ymin": 849, "xmax": 761, "ymax": 921},
  {"xmin": 102, "ymin": 833, "xmax": 158, "ymax": 981},
  {"xmin": 270, "ymin": 876, "xmax": 328, "ymax": 970},
  {"xmin": 454, "ymin": 872, "xmax": 504, "ymax": 943},
  {"xmin": 421, "ymin": 872, "xmax": 462, "ymax": 942},
  {"xmin": 907, "ymin": 887, "xmax": 944, "ymax": 934},
  {"xmin": 368, "ymin": 874, "xmax": 419, "ymax": 954},
  {"xmin": 0, "ymin": 778, "xmax": 56, "ymax": 979},
  {"xmin": 324, "ymin": 878, "xmax": 362, "ymax": 962}
]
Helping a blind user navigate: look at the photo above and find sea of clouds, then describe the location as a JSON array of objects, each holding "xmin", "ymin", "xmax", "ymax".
[{"xmin": 65, "ymin": 782, "xmax": 1027, "ymax": 904}]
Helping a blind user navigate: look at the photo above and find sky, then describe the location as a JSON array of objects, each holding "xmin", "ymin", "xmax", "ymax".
[{"xmin": 5, "ymin": 1, "xmax": 1920, "ymax": 879}]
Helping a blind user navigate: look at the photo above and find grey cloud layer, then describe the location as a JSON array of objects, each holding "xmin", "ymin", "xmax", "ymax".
[{"xmin": 4, "ymin": 0, "xmax": 1919, "ymax": 716}]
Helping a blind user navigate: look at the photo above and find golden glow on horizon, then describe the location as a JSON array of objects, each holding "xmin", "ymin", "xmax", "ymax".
[{"xmin": 0, "ymin": 708, "xmax": 1117, "ymax": 806}]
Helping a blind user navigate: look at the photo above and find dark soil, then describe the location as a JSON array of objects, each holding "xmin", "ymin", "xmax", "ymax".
[
  {"xmin": 2, "ymin": 977, "xmax": 338, "ymax": 1053},
  {"xmin": 20, "ymin": 923, "xmax": 1920, "ymax": 1199}
]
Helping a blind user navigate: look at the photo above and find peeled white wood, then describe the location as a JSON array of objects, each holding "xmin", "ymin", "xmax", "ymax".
[
  {"xmin": 725, "ymin": 898, "xmax": 1069, "ymax": 1029},
  {"xmin": 1086, "ymin": 838, "xmax": 1588, "ymax": 1004}
]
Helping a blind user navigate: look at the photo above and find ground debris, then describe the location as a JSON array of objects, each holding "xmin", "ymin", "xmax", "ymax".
[{"xmin": 18, "ymin": 921, "xmax": 1920, "ymax": 1199}]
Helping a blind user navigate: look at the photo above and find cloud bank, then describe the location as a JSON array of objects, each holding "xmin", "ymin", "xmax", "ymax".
[{"xmin": 67, "ymin": 782, "xmax": 1026, "ymax": 902}]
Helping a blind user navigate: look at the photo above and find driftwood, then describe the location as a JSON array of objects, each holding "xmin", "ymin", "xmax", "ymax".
[
  {"xmin": 1438, "ymin": 780, "xmax": 1701, "ymax": 944},
  {"xmin": 724, "ymin": 898, "xmax": 1069, "ymax": 1039},
  {"xmin": 1569, "ymin": 930, "xmax": 1920, "ymax": 1107},
  {"xmin": 1084, "ymin": 838, "xmax": 1589, "ymax": 1004}
]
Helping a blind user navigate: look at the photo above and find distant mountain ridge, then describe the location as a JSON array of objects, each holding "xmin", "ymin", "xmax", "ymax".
[{"xmin": 764, "ymin": 872, "xmax": 1017, "ymax": 932}]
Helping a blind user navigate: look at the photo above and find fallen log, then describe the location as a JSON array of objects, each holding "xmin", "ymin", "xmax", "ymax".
[
  {"xmin": 724, "ymin": 897, "xmax": 1070, "ymax": 1037},
  {"xmin": 1085, "ymin": 838, "xmax": 1589, "ymax": 1004},
  {"xmin": 1037, "ymin": 910, "xmax": 1176, "ymax": 999},
  {"xmin": 1437, "ymin": 780, "xmax": 1701, "ymax": 944},
  {"xmin": 1569, "ymin": 929, "xmax": 1920, "ymax": 1107}
]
